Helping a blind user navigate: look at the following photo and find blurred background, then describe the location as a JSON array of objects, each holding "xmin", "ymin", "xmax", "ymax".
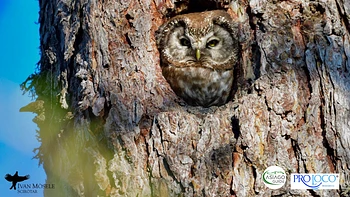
[{"xmin": 0, "ymin": 0, "xmax": 46, "ymax": 196}]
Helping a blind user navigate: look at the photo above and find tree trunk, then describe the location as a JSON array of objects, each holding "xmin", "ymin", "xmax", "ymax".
[{"xmin": 22, "ymin": 0, "xmax": 350, "ymax": 196}]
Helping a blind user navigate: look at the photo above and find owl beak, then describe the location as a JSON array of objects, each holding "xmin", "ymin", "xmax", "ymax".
[{"xmin": 195, "ymin": 49, "xmax": 201, "ymax": 60}]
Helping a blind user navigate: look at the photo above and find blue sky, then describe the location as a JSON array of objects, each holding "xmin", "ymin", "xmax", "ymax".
[{"xmin": 0, "ymin": 0, "xmax": 46, "ymax": 196}]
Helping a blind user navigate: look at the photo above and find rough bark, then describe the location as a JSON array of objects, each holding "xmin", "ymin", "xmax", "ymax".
[{"xmin": 22, "ymin": 0, "xmax": 350, "ymax": 196}]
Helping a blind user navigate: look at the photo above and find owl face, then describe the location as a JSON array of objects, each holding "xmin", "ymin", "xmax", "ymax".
[
  {"xmin": 165, "ymin": 23, "xmax": 235, "ymax": 67},
  {"xmin": 156, "ymin": 10, "xmax": 239, "ymax": 107}
]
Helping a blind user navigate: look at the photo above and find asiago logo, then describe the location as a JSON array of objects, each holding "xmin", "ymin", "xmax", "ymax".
[{"xmin": 262, "ymin": 166, "xmax": 287, "ymax": 189}]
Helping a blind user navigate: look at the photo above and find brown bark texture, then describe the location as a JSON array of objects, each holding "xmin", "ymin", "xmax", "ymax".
[{"xmin": 22, "ymin": 0, "xmax": 350, "ymax": 196}]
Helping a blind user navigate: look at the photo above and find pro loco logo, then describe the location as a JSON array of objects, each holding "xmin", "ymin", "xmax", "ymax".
[{"xmin": 291, "ymin": 173, "xmax": 339, "ymax": 189}]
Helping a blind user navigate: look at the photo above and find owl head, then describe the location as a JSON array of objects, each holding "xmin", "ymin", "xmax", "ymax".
[
  {"xmin": 156, "ymin": 10, "xmax": 239, "ymax": 107},
  {"xmin": 156, "ymin": 10, "xmax": 238, "ymax": 70}
]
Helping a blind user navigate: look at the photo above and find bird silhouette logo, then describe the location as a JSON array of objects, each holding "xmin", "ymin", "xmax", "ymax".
[{"xmin": 4, "ymin": 171, "xmax": 30, "ymax": 190}]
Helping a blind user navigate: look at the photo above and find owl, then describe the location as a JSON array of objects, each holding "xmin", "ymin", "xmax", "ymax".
[{"xmin": 156, "ymin": 10, "xmax": 239, "ymax": 107}]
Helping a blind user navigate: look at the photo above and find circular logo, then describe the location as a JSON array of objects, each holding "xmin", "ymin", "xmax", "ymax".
[{"xmin": 262, "ymin": 166, "xmax": 286, "ymax": 189}]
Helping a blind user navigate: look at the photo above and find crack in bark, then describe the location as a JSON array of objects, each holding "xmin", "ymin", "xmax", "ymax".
[
  {"xmin": 291, "ymin": 139, "xmax": 302, "ymax": 172},
  {"xmin": 335, "ymin": 0, "xmax": 350, "ymax": 34},
  {"xmin": 154, "ymin": 118, "xmax": 167, "ymax": 157},
  {"xmin": 230, "ymin": 176, "xmax": 236, "ymax": 196},
  {"xmin": 124, "ymin": 33, "xmax": 135, "ymax": 49},
  {"xmin": 317, "ymin": 51, "xmax": 338, "ymax": 173},
  {"xmin": 302, "ymin": 52, "xmax": 313, "ymax": 102},
  {"xmin": 162, "ymin": 157, "xmax": 186, "ymax": 193},
  {"xmin": 308, "ymin": 189, "xmax": 321, "ymax": 197},
  {"xmin": 231, "ymin": 116, "xmax": 241, "ymax": 139},
  {"xmin": 251, "ymin": 165, "xmax": 259, "ymax": 195},
  {"xmin": 246, "ymin": 4, "xmax": 263, "ymax": 80},
  {"xmin": 320, "ymin": 90, "xmax": 338, "ymax": 171}
]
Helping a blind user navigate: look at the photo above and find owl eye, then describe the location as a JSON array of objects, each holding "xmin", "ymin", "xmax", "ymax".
[
  {"xmin": 180, "ymin": 37, "xmax": 191, "ymax": 47},
  {"xmin": 206, "ymin": 39, "xmax": 220, "ymax": 48}
]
